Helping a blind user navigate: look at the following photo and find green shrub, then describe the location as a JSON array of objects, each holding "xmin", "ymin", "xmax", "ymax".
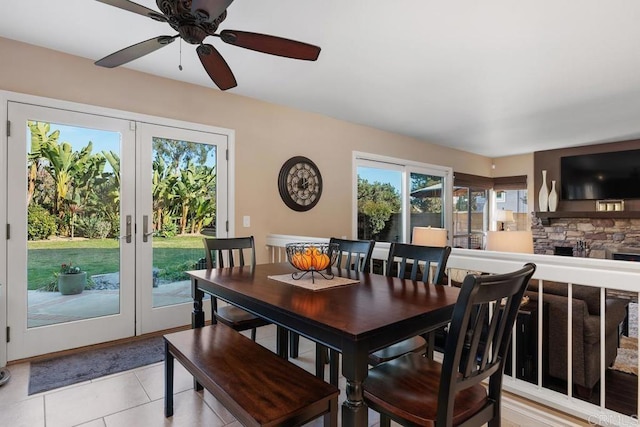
[
  {"xmin": 157, "ymin": 260, "xmax": 193, "ymax": 281},
  {"xmin": 108, "ymin": 215, "xmax": 120, "ymax": 238},
  {"xmin": 76, "ymin": 215, "xmax": 111, "ymax": 239},
  {"xmin": 159, "ymin": 221, "xmax": 178, "ymax": 238},
  {"xmin": 27, "ymin": 204, "xmax": 57, "ymax": 240}
]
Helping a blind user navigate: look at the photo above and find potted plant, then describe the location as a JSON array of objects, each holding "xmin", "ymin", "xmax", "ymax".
[{"xmin": 57, "ymin": 262, "xmax": 87, "ymax": 295}]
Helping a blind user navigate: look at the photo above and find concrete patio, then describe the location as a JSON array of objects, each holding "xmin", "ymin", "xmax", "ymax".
[{"xmin": 27, "ymin": 280, "xmax": 192, "ymax": 328}]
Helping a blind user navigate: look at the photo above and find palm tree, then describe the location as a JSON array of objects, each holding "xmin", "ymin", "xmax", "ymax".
[
  {"xmin": 189, "ymin": 165, "xmax": 216, "ymax": 233},
  {"xmin": 40, "ymin": 140, "xmax": 93, "ymax": 220},
  {"xmin": 175, "ymin": 161, "xmax": 199, "ymax": 234},
  {"xmin": 152, "ymin": 157, "xmax": 178, "ymax": 232},
  {"xmin": 27, "ymin": 121, "xmax": 60, "ymax": 205}
]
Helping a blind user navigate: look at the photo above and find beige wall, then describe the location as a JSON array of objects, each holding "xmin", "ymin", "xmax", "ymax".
[{"xmin": 1, "ymin": 37, "xmax": 511, "ymax": 262}]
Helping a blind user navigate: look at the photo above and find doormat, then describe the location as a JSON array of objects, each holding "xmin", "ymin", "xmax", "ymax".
[
  {"xmin": 28, "ymin": 336, "xmax": 164, "ymax": 395},
  {"xmin": 610, "ymin": 336, "xmax": 638, "ymax": 376}
]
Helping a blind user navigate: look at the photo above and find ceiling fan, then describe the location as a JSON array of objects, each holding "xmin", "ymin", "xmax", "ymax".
[{"xmin": 94, "ymin": 0, "xmax": 321, "ymax": 90}]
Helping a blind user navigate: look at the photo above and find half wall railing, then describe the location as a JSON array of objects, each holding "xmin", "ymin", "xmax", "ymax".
[{"xmin": 266, "ymin": 233, "xmax": 640, "ymax": 426}]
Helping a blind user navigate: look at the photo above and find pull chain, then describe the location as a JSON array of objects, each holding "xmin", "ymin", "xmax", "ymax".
[{"xmin": 178, "ymin": 39, "xmax": 183, "ymax": 71}]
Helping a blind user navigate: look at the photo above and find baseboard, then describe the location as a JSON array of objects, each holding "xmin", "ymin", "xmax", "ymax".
[{"xmin": 503, "ymin": 394, "xmax": 586, "ymax": 426}]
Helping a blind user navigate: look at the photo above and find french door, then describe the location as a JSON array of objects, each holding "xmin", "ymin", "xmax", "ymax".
[
  {"xmin": 135, "ymin": 123, "xmax": 226, "ymax": 333},
  {"xmin": 6, "ymin": 101, "xmax": 226, "ymax": 360}
]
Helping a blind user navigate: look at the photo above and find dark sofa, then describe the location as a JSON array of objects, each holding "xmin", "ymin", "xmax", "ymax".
[{"xmin": 525, "ymin": 281, "xmax": 627, "ymax": 397}]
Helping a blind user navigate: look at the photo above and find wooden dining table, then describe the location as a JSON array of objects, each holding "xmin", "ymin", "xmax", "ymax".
[{"xmin": 188, "ymin": 262, "xmax": 460, "ymax": 427}]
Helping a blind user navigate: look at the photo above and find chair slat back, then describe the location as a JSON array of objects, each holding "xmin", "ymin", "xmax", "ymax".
[
  {"xmin": 329, "ymin": 238, "xmax": 375, "ymax": 272},
  {"xmin": 203, "ymin": 236, "xmax": 256, "ymax": 269},
  {"xmin": 385, "ymin": 243, "xmax": 452, "ymax": 284},
  {"xmin": 437, "ymin": 263, "xmax": 536, "ymax": 424}
]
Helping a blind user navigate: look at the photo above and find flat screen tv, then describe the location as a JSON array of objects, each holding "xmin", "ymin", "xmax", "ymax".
[{"xmin": 561, "ymin": 149, "xmax": 640, "ymax": 200}]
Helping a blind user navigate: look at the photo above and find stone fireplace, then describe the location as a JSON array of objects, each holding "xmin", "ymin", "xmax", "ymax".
[{"xmin": 532, "ymin": 214, "xmax": 640, "ymax": 259}]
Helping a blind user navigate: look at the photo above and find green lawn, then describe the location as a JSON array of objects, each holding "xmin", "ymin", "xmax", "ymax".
[{"xmin": 28, "ymin": 235, "xmax": 204, "ymax": 290}]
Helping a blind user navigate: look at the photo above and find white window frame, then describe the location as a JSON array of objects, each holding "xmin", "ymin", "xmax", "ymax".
[{"xmin": 352, "ymin": 151, "xmax": 453, "ymax": 248}]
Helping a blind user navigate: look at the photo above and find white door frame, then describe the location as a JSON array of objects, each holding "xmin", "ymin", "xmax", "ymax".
[
  {"xmin": 0, "ymin": 99, "xmax": 7, "ymax": 367},
  {"xmin": 7, "ymin": 101, "xmax": 138, "ymax": 360},
  {"xmin": 0, "ymin": 91, "xmax": 235, "ymax": 363},
  {"xmin": 135, "ymin": 122, "xmax": 228, "ymax": 334}
]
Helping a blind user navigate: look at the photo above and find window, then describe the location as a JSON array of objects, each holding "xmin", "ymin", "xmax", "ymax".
[
  {"xmin": 452, "ymin": 173, "xmax": 528, "ymax": 248},
  {"xmin": 453, "ymin": 187, "xmax": 488, "ymax": 249},
  {"xmin": 493, "ymin": 175, "xmax": 528, "ymax": 231},
  {"xmin": 354, "ymin": 153, "xmax": 452, "ymax": 244},
  {"xmin": 493, "ymin": 189, "xmax": 528, "ymax": 231}
]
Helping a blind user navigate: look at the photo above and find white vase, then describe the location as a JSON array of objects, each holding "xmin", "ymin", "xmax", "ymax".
[
  {"xmin": 548, "ymin": 180, "xmax": 558, "ymax": 212},
  {"xmin": 538, "ymin": 170, "xmax": 549, "ymax": 212}
]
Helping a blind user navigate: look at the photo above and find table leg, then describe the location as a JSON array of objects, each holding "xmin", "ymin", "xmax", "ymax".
[
  {"xmin": 341, "ymin": 345, "xmax": 369, "ymax": 427},
  {"xmin": 191, "ymin": 278, "xmax": 204, "ymax": 391},
  {"xmin": 191, "ymin": 278, "xmax": 205, "ymax": 329},
  {"xmin": 164, "ymin": 341, "xmax": 174, "ymax": 417},
  {"xmin": 329, "ymin": 349, "xmax": 339, "ymax": 386},
  {"xmin": 426, "ymin": 330, "xmax": 435, "ymax": 359},
  {"xmin": 276, "ymin": 326, "xmax": 289, "ymax": 359}
]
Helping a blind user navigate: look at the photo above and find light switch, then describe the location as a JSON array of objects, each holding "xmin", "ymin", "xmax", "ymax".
[{"xmin": 243, "ymin": 216, "xmax": 250, "ymax": 228}]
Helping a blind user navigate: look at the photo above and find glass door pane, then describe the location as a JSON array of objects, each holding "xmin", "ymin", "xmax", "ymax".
[
  {"xmin": 26, "ymin": 123, "xmax": 122, "ymax": 327},
  {"xmin": 409, "ymin": 172, "xmax": 444, "ymax": 231},
  {"xmin": 453, "ymin": 187, "xmax": 487, "ymax": 249},
  {"xmin": 356, "ymin": 163, "xmax": 403, "ymax": 242},
  {"xmin": 356, "ymin": 158, "xmax": 451, "ymax": 245},
  {"xmin": 151, "ymin": 136, "xmax": 217, "ymax": 308},
  {"xmin": 136, "ymin": 123, "xmax": 227, "ymax": 334},
  {"xmin": 7, "ymin": 102, "xmax": 135, "ymax": 360}
]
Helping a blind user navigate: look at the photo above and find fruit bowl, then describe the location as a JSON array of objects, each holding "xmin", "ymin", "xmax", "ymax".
[{"xmin": 285, "ymin": 242, "xmax": 339, "ymax": 282}]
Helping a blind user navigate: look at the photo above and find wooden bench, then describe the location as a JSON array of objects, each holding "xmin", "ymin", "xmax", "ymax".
[{"xmin": 164, "ymin": 325, "xmax": 339, "ymax": 427}]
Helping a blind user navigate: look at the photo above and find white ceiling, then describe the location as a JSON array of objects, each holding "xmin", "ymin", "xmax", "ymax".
[{"xmin": 3, "ymin": 0, "xmax": 640, "ymax": 158}]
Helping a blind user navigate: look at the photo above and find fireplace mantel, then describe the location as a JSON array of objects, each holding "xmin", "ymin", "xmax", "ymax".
[{"xmin": 535, "ymin": 211, "xmax": 640, "ymax": 226}]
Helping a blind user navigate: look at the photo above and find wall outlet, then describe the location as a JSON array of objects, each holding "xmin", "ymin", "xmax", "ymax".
[{"xmin": 243, "ymin": 216, "xmax": 250, "ymax": 228}]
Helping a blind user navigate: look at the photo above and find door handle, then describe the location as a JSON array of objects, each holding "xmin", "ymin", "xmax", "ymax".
[
  {"xmin": 118, "ymin": 215, "xmax": 132, "ymax": 243},
  {"xmin": 143, "ymin": 215, "xmax": 154, "ymax": 242}
]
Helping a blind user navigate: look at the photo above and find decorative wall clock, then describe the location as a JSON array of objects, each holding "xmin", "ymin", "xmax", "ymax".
[{"xmin": 278, "ymin": 156, "xmax": 323, "ymax": 211}]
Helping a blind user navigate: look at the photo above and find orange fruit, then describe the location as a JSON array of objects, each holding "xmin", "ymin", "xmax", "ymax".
[
  {"xmin": 291, "ymin": 251, "xmax": 312, "ymax": 270},
  {"xmin": 291, "ymin": 253, "xmax": 303, "ymax": 269},
  {"xmin": 313, "ymin": 253, "xmax": 331, "ymax": 270},
  {"xmin": 290, "ymin": 253, "xmax": 300, "ymax": 269},
  {"xmin": 291, "ymin": 246, "xmax": 331, "ymax": 270}
]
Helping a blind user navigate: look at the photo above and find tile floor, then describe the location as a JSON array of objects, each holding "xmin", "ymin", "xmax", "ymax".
[{"xmin": 0, "ymin": 324, "xmax": 528, "ymax": 427}]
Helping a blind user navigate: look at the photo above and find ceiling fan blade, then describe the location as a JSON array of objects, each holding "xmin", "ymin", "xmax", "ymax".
[
  {"xmin": 197, "ymin": 44, "xmax": 237, "ymax": 90},
  {"xmin": 220, "ymin": 30, "xmax": 321, "ymax": 61},
  {"xmin": 95, "ymin": 35, "xmax": 177, "ymax": 68},
  {"xmin": 191, "ymin": 0, "xmax": 234, "ymax": 20},
  {"xmin": 95, "ymin": 0, "xmax": 166, "ymax": 21}
]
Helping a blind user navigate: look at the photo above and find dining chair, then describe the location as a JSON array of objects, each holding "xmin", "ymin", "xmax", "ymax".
[
  {"xmin": 305, "ymin": 237, "xmax": 375, "ymax": 384},
  {"xmin": 202, "ymin": 236, "xmax": 270, "ymax": 341},
  {"xmin": 367, "ymin": 243, "xmax": 452, "ymax": 366},
  {"xmin": 364, "ymin": 263, "xmax": 536, "ymax": 427},
  {"xmin": 329, "ymin": 237, "xmax": 375, "ymax": 272}
]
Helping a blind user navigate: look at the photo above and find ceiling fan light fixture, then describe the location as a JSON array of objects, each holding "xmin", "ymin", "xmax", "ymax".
[
  {"xmin": 95, "ymin": 0, "xmax": 321, "ymax": 88},
  {"xmin": 192, "ymin": 9, "xmax": 210, "ymax": 21},
  {"xmin": 178, "ymin": 24, "xmax": 207, "ymax": 44}
]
